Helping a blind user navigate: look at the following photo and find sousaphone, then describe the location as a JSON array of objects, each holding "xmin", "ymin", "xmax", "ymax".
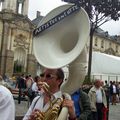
[{"xmin": 33, "ymin": 3, "xmax": 90, "ymax": 120}]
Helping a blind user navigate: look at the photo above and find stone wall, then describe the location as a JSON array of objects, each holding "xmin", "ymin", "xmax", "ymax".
[{"xmin": 5, "ymin": 50, "xmax": 14, "ymax": 76}]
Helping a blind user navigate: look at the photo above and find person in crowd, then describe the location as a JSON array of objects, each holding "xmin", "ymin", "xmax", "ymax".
[
  {"xmin": 116, "ymin": 82, "xmax": 120, "ymax": 103},
  {"xmin": 25, "ymin": 75, "xmax": 33, "ymax": 89},
  {"xmin": 28, "ymin": 76, "xmax": 40, "ymax": 104},
  {"xmin": 23, "ymin": 68, "xmax": 77, "ymax": 120},
  {"xmin": 82, "ymin": 84, "xmax": 93, "ymax": 94},
  {"xmin": 110, "ymin": 81, "xmax": 118, "ymax": 105},
  {"xmin": 118, "ymin": 82, "xmax": 120, "ymax": 102},
  {"xmin": 0, "ymin": 75, "xmax": 10, "ymax": 88},
  {"xmin": 71, "ymin": 88, "xmax": 92, "ymax": 120},
  {"xmin": 109, "ymin": 81, "xmax": 113, "ymax": 103},
  {"xmin": 0, "ymin": 85, "xmax": 15, "ymax": 120},
  {"xmin": 16, "ymin": 74, "xmax": 26, "ymax": 103},
  {"xmin": 31, "ymin": 76, "xmax": 40, "ymax": 94},
  {"xmin": 16, "ymin": 74, "xmax": 26, "ymax": 90},
  {"xmin": 102, "ymin": 80, "xmax": 110, "ymax": 120},
  {"xmin": 100, "ymin": 80, "xmax": 104, "ymax": 87},
  {"xmin": 88, "ymin": 79, "xmax": 107, "ymax": 120},
  {"xmin": 101, "ymin": 80, "xmax": 110, "ymax": 106},
  {"xmin": 2, "ymin": 74, "xmax": 9, "ymax": 82}
]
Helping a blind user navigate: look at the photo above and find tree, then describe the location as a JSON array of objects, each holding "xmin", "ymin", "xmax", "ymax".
[{"xmin": 62, "ymin": 0, "xmax": 120, "ymax": 81}]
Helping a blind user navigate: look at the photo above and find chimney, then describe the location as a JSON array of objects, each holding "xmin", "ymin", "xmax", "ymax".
[{"xmin": 36, "ymin": 11, "xmax": 40, "ymax": 18}]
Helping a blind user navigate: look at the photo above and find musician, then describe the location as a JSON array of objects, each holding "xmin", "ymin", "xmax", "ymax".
[
  {"xmin": 23, "ymin": 68, "xmax": 76, "ymax": 120},
  {"xmin": 0, "ymin": 85, "xmax": 15, "ymax": 120}
]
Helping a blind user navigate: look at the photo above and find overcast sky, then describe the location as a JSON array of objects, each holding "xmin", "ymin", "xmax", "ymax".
[{"xmin": 28, "ymin": 0, "xmax": 120, "ymax": 36}]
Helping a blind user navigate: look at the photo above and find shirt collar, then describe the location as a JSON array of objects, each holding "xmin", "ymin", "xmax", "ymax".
[{"xmin": 53, "ymin": 91, "xmax": 62, "ymax": 99}]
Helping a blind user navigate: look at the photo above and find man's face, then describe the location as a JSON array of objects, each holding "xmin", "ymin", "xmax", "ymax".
[
  {"xmin": 95, "ymin": 80, "xmax": 101, "ymax": 88},
  {"xmin": 40, "ymin": 69, "xmax": 61, "ymax": 91}
]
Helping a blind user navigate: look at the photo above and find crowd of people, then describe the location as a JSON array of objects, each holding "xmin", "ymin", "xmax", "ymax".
[{"xmin": 0, "ymin": 70, "xmax": 120, "ymax": 120}]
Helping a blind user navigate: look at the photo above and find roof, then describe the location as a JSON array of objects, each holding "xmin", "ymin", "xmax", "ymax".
[
  {"xmin": 32, "ymin": 15, "xmax": 43, "ymax": 26},
  {"xmin": 91, "ymin": 52, "xmax": 120, "ymax": 75}
]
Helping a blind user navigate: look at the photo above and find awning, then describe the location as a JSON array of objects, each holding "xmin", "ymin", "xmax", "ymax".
[{"xmin": 91, "ymin": 52, "xmax": 120, "ymax": 75}]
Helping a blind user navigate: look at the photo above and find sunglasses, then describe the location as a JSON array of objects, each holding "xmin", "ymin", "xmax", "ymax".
[{"xmin": 40, "ymin": 73, "xmax": 57, "ymax": 80}]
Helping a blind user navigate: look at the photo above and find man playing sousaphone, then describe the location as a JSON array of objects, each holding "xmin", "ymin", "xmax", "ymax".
[
  {"xmin": 23, "ymin": 68, "xmax": 77, "ymax": 120},
  {"xmin": 25, "ymin": 0, "xmax": 90, "ymax": 119}
]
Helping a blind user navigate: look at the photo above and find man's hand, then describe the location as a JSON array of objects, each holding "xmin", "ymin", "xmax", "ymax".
[
  {"xmin": 62, "ymin": 99, "xmax": 76, "ymax": 119},
  {"xmin": 37, "ymin": 82, "xmax": 49, "ymax": 92},
  {"xmin": 28, "ymin": 109, "xmax": 44, "ymax": 120}
]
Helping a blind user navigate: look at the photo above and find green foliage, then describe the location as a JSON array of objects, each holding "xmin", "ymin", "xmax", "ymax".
[
  {"xmin": 63, "ymin": 0, "xmax": 120, "ymax": 29},
  {"xmin": 83, "ymin": 75, "xmax": 93, "ymax": 85},
  {"xmin": 79, "ymin": 0, "xmax": 120, "ymax": 21}
]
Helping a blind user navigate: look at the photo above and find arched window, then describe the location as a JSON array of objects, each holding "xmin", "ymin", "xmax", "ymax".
[{"xmin": 14, "ymin": 47, "xmax": 26, "ymax": 73}]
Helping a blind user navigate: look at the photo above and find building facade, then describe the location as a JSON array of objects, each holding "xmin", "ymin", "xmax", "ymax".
[
  {"xmin": 88, "ymin": 28, "xmax": 120, "ymax": 82},
  {"xmin": 0, "ymin": 0, "xmax": 37, "ymax": 77},
  {"xmin": 91, "ymin": 29, "xmax": 120, "ymax": 56}
]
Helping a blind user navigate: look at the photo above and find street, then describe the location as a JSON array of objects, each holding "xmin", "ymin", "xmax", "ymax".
[
  {"xmin": 109, "ymin": 103, "xmax": 120, "ymax": 120},
  {"xmin": 15, "ymin": 99, "xmax": 120, "ymax": 120},
  {"xmin": 15, "ymin": 100, "xmax": 28, "ymax": 120}
]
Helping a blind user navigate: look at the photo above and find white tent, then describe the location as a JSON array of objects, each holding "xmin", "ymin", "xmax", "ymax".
[{"xmin": 91, "ymin": 52, "xmax": 120, "ymax": 81}]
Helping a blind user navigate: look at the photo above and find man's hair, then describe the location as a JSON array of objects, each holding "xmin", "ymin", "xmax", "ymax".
[
  {"xmin": 56, "ymin": 68, "xmax": 64, "ymax": 88},
  {"xmin": 105, "ymin": 80, "xmax": 107, "ymax": 83},
  {"xmin": 56, "ymin": 68, "xmax": 64, "ymax": 80},
  {"xmin": 93, "ymin": 79, "xmax": 101, "ymax": 84},
  {"xmin": 34, "ymin": 76, "xmax": 40, "ymax": 82}
]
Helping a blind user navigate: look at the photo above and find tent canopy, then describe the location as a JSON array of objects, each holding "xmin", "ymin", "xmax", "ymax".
[{"xmin": 91, "ymin": 52, "xmax": 120, "ymax": 75}]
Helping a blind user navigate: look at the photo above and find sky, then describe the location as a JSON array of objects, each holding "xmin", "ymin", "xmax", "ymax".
[{"xmin": 28, "ymin": 0, "xmax": 120, "ymax": 36}]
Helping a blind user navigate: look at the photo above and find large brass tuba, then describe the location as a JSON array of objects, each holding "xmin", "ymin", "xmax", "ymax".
[{"xmin": 33, "ymin": 3, "xmax": 90, "ymax": 120}]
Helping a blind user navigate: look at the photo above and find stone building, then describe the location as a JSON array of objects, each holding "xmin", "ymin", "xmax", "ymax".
[
  {"xmin": 0, "ymin": 0, "xmax": 36, "ymax": 77},
  {"xmin": 91, "ymin": 28, "xmax": 120, "ymax": 56},
  {"xmin": 87, "ymin": 28, "xmax": 120, "ymax": 81}
]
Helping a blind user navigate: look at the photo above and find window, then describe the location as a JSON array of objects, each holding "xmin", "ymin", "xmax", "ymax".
[
  {"xmin": 17, "ymin": 0, "xmax": 24, "ymax": 14},
  {"xmin": 0, "ymin": 1, "xmax": 3, "ymax": 11},
  {"xmin": 109, "ymin": 42, "xmax": 112, "ymax": 47},
  {"xmin": 18, "ymin": 3, "xmax": 23, "ymax": 14},
  {"xmin": 14, "ymin": 47, "xmax": 26, "ymax": 73},
  {"xmin": 116, "ymin": 45, "xmax": 118, "ymax": 53},
  {"xmin": 95, "ymin": 37, "xmax": 98, "ymax": 46},
  {"xmin": 101, "ymin": 40, "xmax": 104, "ymax": 48}
]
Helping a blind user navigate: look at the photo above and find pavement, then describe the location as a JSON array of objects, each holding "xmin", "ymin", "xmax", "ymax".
[
  {"xmin": 15, "ymin": 100, "xmax": 28, "ymax": 117},
  {"xmin": 15, "ymin": 99, "xmax": 120, "ymax": 120},
  {"xmin": 109, "ymin": 103, "xmax": 120, "ymax": 120}
]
